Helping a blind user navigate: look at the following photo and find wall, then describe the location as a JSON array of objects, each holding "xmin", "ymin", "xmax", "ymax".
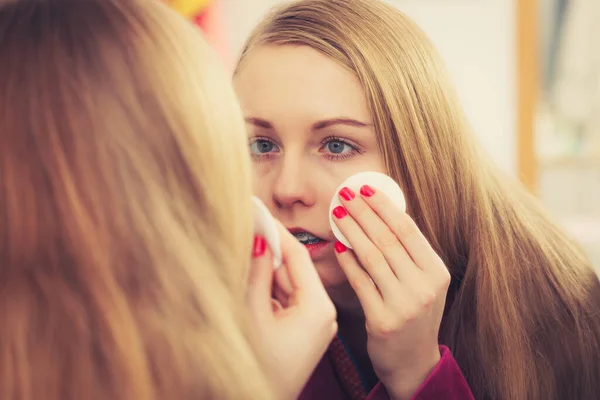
[{"xmin": 220, "ymin": 0, "xmax": 517, "ymax": 174}]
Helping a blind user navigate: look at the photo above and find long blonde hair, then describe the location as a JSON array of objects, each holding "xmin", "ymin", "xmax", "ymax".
[
  {"xmin": 236, "ymin": 0, "xmax": 600, "ymax": 398},
  {"xmin": 0, "ymin": 0, "xmax": 272, "ymax": 398}
]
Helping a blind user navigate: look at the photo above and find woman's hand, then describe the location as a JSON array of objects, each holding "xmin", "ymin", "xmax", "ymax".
[
  {"xmin": 247, "ymin": 221, "xmax": 337, "ymax": 400},
  {"xmin": 332, "ymin": 185, "xmax": 450, "ymax": 400}
]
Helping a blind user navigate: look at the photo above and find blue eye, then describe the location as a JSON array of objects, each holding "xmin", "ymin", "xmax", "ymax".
[
  {"xmin": 319, "ymin": 136, "xmax": 360, "ymax": 161},
  {"xmin": 326, "ymin": 140, "xmax": 351, "ymax": 154},
  {"xmin": 249, "ymin": 139, "xmax": 279, "ymax": 155}
]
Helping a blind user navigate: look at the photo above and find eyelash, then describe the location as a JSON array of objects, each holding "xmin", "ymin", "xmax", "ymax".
[
  {"xmin": 248, "ymin": 136, "xmax": 278, "ymax": 163},
  {"xmin": 248, "ymin": 135, "xmax": 361, "ymax": 162},
  {"xmin": 319, "ymin": 136, "xmax": 360, "ymax": 161}
]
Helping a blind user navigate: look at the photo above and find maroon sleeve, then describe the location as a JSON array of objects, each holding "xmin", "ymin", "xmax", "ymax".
[
  {"xmin": 365, "ymin": 346, "xmax": 474, "ymax": 400},
  {"xmin": 365, "ymin": 381, "xmax": 390, "ymax": 400}
]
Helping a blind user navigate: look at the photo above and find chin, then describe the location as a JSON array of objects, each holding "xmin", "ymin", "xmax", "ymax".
[
  {"xmin": 314, "ymin": 260, "xmax": 349, "ymax": 288},
  {"xmin": 314, "ymin": 259, "xmax": 362, "ymax": 310}
]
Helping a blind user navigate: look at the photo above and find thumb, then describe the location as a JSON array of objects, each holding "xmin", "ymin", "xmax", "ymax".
[{"xmin": 246, "ymin": 236, "xmax": 275, "ymax": 317}]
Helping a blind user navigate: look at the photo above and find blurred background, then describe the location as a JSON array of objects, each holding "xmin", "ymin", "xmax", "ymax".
[{"xmin": 167, "ymin": 0, "xmax": 599, "ymax": 271}]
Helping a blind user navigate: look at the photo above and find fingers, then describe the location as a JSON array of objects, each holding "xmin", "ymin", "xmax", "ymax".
[
  {"xmin": 334, "ymin": 242, "xmax": 384, "ymax": 317},
  {"xmin": 272, "ymin": 285, "xmax": 290, "ymax": 309},
  {"xmin": 336, "ymin": 189, "xmax": 417, "ymax": 281},
  {"xmin": 246, "ymin": 236, "xmax": 275, "ymax": 320},
  {"xmin": 274, "ymin": 262, "xmax": 293, "ymax": 296},
  {"xmin": 271, "ymin": 298, "xmax": 284, "ymax": 314},
  {"xmin": 333, "ymin": 192, "xmax": 403, "ymax": 297},
  {"xmin": 274, "ymin": 220, "xmax": 324, "ymax": 295},
  {"xmin": 360, "ymin": 186, "xmax": 446, "ymax": 274},
  {"xmin": 274, "ymin": 220, "xmax": 337, "ymax": 329},
  {"xmin": 343, "ymin": 185, "xmax": 451, "ymax": 306}
]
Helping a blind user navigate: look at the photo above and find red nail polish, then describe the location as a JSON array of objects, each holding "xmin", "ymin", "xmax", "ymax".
[
  {"xmin": 332, "ymin": 206, "xmax": 347, "ymax": 219},
  {"xmin": 252, "ymin": 236, "xmax": 266, "ymax": 257},
  {"xmin": 334, "ymin": 241, "xmax": 347, "ymax": 253},
  {"xmin": 360, "ymin": 185, "xmax": 375, "ymax": 197},
  {"xmin": 339, "ymin": 187, "xmax": 355, "ymax": 201}
]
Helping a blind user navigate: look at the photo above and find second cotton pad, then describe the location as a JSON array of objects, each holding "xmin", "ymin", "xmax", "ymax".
[
  {"xmin": 329, "ymin": 171, "xmax": 406, "ymax": 249},
  {"xmin": 252, "ymin": 196, "xmax": 282, "ymax": 269}
]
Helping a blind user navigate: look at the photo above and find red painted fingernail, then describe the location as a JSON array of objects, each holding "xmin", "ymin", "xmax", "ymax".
[
  {"xmin": 360, "ymin": 185, "xmax": 375, "ymax": 197},
  {"xmin": 339, "ymin": 187, "xmax": 355, "ymax": 201},
  {"xmin": 332, "ymin": 206, "xmax": 347, "ymax": 219},
  {"xmin": 252, "ymin": 235, "xmax": 266, "ymax": 257},
  {"xmin": 334, "ymin": 241, "xmax": 347, "ymax": 253}
]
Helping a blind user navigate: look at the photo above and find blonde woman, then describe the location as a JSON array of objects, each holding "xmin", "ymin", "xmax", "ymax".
[
  {"xmin": 0, "ymin": 0, "xmax": 336, "ymax": 399},
  {"xmin": 234, "ymin": 0, "xmax": 600, "ymax": 399}
]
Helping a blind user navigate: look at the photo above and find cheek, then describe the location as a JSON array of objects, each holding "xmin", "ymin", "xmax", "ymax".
[
  {"xmin": 323, "ymin": 167, "xmax": 365, "ymax": 200},
  {"xmin": 311, "ymin": 163, "xmax": 361, "ymax": 202},
  {"xmin": 251, "ymin": 163, "xmax": 282, "ymax": 215},
  {"xmin": 322, "ymin": 156, "xmax": 388, "ymax": 196},
  {"xmin": 315, "ymin": 178, "xmax": 340, "ymax": 210},
  {"xmin": 251, "ymin": 167, "xmax": 269, "ymax": 197}
]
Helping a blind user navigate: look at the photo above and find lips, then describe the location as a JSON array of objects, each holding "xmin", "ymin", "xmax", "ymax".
[
  {"xmin": 287, "ymin": 227, "xmax": 332, "ymax": 259},
  {"xmin": 287, "ymin": 227, "xmax": 322, "ymax": 236}
]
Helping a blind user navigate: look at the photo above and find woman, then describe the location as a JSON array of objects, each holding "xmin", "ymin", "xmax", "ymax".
[
  {"xmin": 234, "ymin": 0, "xmax": 600, "ymax": 398},
  {"xmin": 0, "ymin": 0, "xmax": 336, "ymax": 399}
]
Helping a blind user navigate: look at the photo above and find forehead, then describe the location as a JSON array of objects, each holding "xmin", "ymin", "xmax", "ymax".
[{"xmin": 234, "ymin": 45, "xmax": 370, "ymax": 122}]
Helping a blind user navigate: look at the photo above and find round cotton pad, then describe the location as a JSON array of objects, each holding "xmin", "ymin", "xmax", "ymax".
[
  {"xmin": 252, "ymin": 196, "xmax": 282, "ymax": 269},
  {"xmin": 329, "ymin": 171, "xmax": 406, "ymax": 249}
]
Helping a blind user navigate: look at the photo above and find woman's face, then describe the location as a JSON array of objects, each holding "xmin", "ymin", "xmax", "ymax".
[{"xmin": 234, "ymin": 45, "xmax": 386, "ymax": 289}]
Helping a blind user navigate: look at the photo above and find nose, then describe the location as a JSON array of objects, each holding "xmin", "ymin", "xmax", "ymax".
[{"xmin": 272, "ymin": 154, "xmax": 316, "ymax": 210}]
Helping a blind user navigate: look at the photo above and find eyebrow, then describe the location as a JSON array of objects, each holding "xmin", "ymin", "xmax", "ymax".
[{"xmin": 244, "ymin": 117, "xmax": 372, "ymax": 131}]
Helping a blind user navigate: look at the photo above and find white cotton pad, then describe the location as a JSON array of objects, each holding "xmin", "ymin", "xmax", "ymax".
[
  {"xmin": 252, "ymin": 196, "xmax": 282, "ymax": 269},
  {"xmin": 329, "ymin": 171, "xmax": 406, "ymax": 249}
]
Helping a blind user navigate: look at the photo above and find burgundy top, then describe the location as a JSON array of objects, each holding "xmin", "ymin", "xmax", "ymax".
[{"xmin": 298, "ymin": 338, "xmax": 474, "ymax": 400}]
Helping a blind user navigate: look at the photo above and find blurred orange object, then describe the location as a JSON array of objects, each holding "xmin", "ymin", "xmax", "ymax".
[
  {"xmin": 168, "ymin": 0, "xmax": 211, "ymax": 17},
  {"xmin": 166, "ymin": 0, "xmax": 230, "ymax": 69}
]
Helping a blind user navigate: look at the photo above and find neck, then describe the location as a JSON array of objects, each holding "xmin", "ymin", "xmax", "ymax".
[
  {"xmin": 327, "ymin": 282, "xmax": 362, "ymax": 311},
  {"xmin": 335, "ymin": 303, "xmax": 379, "ymax": 389}
]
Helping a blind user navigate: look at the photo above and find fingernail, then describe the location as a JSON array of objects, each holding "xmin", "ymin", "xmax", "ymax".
[
  {"xmin": 339, "ymin": 187, "xmax": 355, "ymax": 201},
  {"xmin": 332, "ymin": 206, "xmax": 347, "ymax": 219},
  {"xmin": 334, "ymin": 241, "xmax": 347, "ymax": 253},
  {"xmin": 360, "ymin": 185, "xmax": 375, "ymax": 197},
  {"xmin": 252, "ymin": 235, "xmax": 266, "ymax": 257}
]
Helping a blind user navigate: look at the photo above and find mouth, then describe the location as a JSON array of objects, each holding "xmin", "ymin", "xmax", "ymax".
[
  {"xmin": 287, "ymin": 227, "xmax": 332, "ymax": 260},
  {"xmin": 287, "ymin": 228, "xmax": 327, "ymax": 245}
]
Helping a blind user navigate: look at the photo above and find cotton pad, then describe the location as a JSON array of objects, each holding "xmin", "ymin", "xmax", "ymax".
[
  {"xmin": 252, "ymin": 196, "xmax": 282, "ymax": 269},
  {"xmin": 329, "ymin": 171, "xmax": 406, "ymax": 249}
]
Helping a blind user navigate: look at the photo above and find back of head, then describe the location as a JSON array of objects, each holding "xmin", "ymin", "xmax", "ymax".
[
  {"xmin": 0, "ymin": 0, "xmax": 270, "ymax": 398},
  {"xmin": 237, "ymin": 1, "xmax": 600, "ymax": 398}
]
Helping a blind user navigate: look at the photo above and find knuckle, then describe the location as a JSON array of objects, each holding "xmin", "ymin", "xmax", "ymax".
[
  {"xmin": 439, "ymin": 268, "xmax": 451, "ymax": 288},
  {"xmin": 356, "ymin": 203, "xmax": 372, "ymax": 221},
  {"xmin": 349, "ymin": 275, "xmax": 373, "ymax": 293},
  {"xmin": 324, "ymin": 302, "xmax": 337, "ymax": 322},
  {"xmin": 419, "ymin": 291, "xmax": 437, "ymax": 309},
  {"xmin": 373, "ymin": 231, "xmax": 398, "ymax": 251},
  {"xmin": 312, "ymin": 294, "xmax": 337, "ymax": 323},
  {"xmin": 368, "ymin": 317, "xmax": 400, "ymax": 339},
  {"xmin": 431, "ymin": 260, "xmax": 452, "ymax": 289},
  {"xmin": 391, "ymin": 214, "xmax": 419, "ymax": 239},
  {"xmin": 400, "ymin": 308, "xmax": 419, "ymax": 325},
  {"xmin": 363, "ymin": 249, "xmax": 383, "ymax": 269},
  {"xmin": 329, "ymin": 320, "xmax": 339, "ymax": 338}
]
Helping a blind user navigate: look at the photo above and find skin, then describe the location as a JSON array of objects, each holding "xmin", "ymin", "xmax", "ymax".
[
  {"xmin": 235, "ymin": 45, "xmax": 385, "ymax": 297},
  {"xmin": 235, "ymin": 45, "xmax": 450, "ymax": 399}
]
